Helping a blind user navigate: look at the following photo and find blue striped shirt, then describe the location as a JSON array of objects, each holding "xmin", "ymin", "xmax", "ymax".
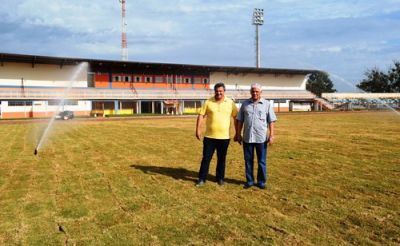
[{"xmin": 236, "ymin": 98, "xmax": 277, "ymax": 143}]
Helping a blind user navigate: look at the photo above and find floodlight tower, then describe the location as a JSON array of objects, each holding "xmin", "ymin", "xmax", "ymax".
[
  {"xmin": 120, "ymin": 0, "xmax": 128, "ymax": 61},
  {"xmin": 253, "ymin": 8, "xmax": 264, "ymax": 68}
]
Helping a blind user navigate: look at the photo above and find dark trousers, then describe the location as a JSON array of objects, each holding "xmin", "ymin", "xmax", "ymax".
[
  {"xmin": 243, "ymin": 141, "xmax": 268, "ymax": 186},
  {"xmin": 198, "ymin": 137, "xmax": 230, "ymax": 182}
]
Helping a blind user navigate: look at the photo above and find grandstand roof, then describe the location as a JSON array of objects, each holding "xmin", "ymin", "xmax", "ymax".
[{"xmin": 0, "ymin": 52, "xmax": 319, "ymax": 76}]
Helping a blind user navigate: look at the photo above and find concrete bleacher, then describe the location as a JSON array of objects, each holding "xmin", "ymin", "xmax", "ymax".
[
  {"xmin": 0, "ymin": 87, "xmax": 317, "ymax": 101},
  {"xmin": 226, "ymin": 89, "xmax": 316, "ymax": 100}
]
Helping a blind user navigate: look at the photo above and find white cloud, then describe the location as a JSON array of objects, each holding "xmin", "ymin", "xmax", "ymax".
[
  {"xmin": 2, "ymin": 0, "xmax": 118, "ymax": 33},
  {"xmin": 317, "ymin": 46, "xmax": 342, "ymax": 53},
  {"xmin": 267, "ymin": 0, "xmax": 400, "ymax": 23},
  {"xmin": 139, "ymin": 0, "xmax": 252, "ymax": 13},
  {"xmin": 77, "ymin": 42, "xmax": 120, "ymax": 56}
]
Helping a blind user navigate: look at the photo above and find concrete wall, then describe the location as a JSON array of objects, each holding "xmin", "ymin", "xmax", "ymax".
[
  {"xmin": 292, "ymin": 102, "xmax": 312, "ymax": 111},
  {"xmin": 0, "ymin": 62, "xmax": 87, "ymax": 87},
  {"xmin": 0, "ymin": 100, "xmax": 91, "ymax": 119},
  {"xmin": 210, "ymin": 72, "xmax": 307, "ymax": 90},
  {"xmin": 274, "ymin": 100, "xmax": 290, "ymax": 112},
  {"xmin": 235, "ymin": 100, "xmax": 290, "ymax": 113}
]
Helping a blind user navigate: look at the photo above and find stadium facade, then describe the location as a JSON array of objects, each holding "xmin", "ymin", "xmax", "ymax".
[{"xmin": 0, "ymin": 53, "xmax": 323, "ymax": 119}]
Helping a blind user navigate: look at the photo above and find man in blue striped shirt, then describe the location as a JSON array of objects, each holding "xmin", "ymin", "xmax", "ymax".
[{"xmin": 235, "ymin": 83, "xmax": 277, "ymax": 189}]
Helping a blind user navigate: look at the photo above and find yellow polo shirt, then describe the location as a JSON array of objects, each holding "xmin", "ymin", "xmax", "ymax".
[{"xmin": 199, "ymin": 97, "xmax": 238, "ymax": 139}]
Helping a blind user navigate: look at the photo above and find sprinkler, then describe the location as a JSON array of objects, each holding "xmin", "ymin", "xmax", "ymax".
[{"xmin": 33, "ymin": 62, "xmax": 88, "ymax": 156}]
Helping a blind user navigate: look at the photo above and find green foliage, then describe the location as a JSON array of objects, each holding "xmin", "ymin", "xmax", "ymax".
[
  {"xmin": 357, "ymin": 61, "xmax": 400, "ymax": 92},
  {"xmin": 306, "ymin": 71, "xmax": 336, "ymax": 97},
  {"xmin": 357, "ymin": 68, "xmax": 390, "ymax": 92},
  {"xmin": 388, "ymin": 61, "xmax": 400, "ymax": 92}
]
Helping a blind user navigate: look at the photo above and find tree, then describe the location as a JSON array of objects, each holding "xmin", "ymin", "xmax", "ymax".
[
  {"xmin": 388, "ymin": 61, "xmax": 400, "ymax": 92},
  {"xmin": 357, "ymin": 67, "xmax": 391, "ymax": 92},
  {"xmin": 356, "ymin": 61, "xmax": 400, "ymax": 93},
  {"xmin": 306, "ymin": 71, "xmax": 336, "ymax": 97}
]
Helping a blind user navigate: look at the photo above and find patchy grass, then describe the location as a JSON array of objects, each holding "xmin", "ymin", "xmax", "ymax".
[{"xmin": 0, "ymin": 112, "xmax": 399, "ymax": 245}]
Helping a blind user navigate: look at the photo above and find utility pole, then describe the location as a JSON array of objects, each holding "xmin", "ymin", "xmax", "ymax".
[
  {"xmin": 253, "ymin": 8, "xmax": 264, "ymax": 68},
  {"xmin": 120, "ymin": 0, "xmax": 128, "ymax": 61}
]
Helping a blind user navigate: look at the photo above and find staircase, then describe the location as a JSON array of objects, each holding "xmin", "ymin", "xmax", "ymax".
[
  {"xmin": 129, "ymin": 82, "xmax": 138, "ymax": 96},
  {"xmin": 314, "ymin": 97, "xmax": 335, "ymax": 110}
]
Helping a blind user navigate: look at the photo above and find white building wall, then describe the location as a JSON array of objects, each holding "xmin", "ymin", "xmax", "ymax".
[
  {"xmin": 0, "ymin": 79, "xmax": 87, "ymax": 88},
  {"xmin": 6, "ymin": 105, "xmax": 33, "ymax": 113},
  {"xmin": 274, "ymin": 100, "xmax": 289, "ymax": 108},
  {"xmin": 292, "ymin": 102, "xmax": 312, "ymax": 111},
  {"xmin": 0, "ymin": 101, "xmax": 6, "ymax": 114},
  {"xmin": 0, "ymin": 62, "xmax": 88, "ymax": 87},
  {"xmin": 210, "ymin": 72, "xmax": 307, "ymax": 90},
  {"xmin": 32, "ymin": 101, "xmax": 91, "ymax": 113},
  {"xmin": 1, "ymin": 100, "xmax": 91, "ymax": 113}
]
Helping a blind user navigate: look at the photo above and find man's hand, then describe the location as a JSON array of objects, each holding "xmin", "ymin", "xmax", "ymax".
[
  {"xmin": 196, "ymin": 130, "xmax": 202, "ymax": 140},
  {"xmin": 196, "ymin": 114, "xmax": 204, "ymax": 141},
  {"xmin": 268, "ymin": 135, "xmax": 274, "ymax": 145},
  {"xmin": 234, "ymin": 134, "xmax": 242, "ymax": 145}
]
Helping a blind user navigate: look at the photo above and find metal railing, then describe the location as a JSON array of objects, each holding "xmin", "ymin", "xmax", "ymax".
[{"xmin": 0, "ymin": 87, "xmax": 316, "ymax": 100}]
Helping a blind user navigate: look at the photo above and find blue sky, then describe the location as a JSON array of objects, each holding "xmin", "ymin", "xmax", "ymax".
[{"xmin": 0, "ymin": 0, "xmax": 399, "ymax": 91}]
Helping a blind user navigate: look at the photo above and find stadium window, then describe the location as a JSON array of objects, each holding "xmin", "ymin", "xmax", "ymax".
[
  {"xmin": 185, "ymin": 78, "xmax": 191, "ymax": 83},
  {"xmin": 194, "ymin": 78, "xmax": 201, "ymax": 84},
  {"xmin": 203, "ymin": 78, "xmax": 209, "ymax": 84},
  {"xmin": 114, "ymin": 76, "xmax": 119, "ymax": 82},
  {"xmin": 64, "ymin": 100, "xmax": 78, "ymax": 105},
  {"xmin": 87, "ymin": 72, "xmax": 95, "ymax": 87},
  {"xmin": 155, "ymin": 76, "xmax": 163, "ymax": 83},
  {"xmin": 135, "ymin": 76, "xmax": 141, "ymax": 82},
  {"xmin": 8, "ymin": 101, "xmax": 32, "ymax": 106},
  {"xmin": 145, "ymin": 77, "xmax": 152, "ymax": 83},
  {"xmin": 48, "ymin": 100, "xmax": 59, "ymax": 106},
  {"xmin": 48, "ymin": 100, "xmax": 78, "ymax": 106},
  {"xmin": 125, "ymin": 76, "xmax": 131, "ymax": 82},
  {"xmin": 176, "ymin": 77, "xmax": 182, "ymax": 83}
]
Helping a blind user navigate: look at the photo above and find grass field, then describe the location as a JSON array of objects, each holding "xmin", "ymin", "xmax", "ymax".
[{"xmin": 0, "ymin": 112, "xmax": 399, "ymax": 245}]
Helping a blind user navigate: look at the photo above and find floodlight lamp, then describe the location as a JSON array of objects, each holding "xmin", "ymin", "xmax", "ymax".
[{"xmin": 252, "ymin": 8, "xmax": 264, "ymax": 25}]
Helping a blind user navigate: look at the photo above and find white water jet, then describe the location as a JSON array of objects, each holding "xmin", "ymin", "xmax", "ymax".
[
  {"xmin": 34, "ymin": 62, "xmax": 88, "ymax": 155},
  {"xmin": 286, "ymin": 59, "xmax": 400, "ymax": 116},
  {"xmin": 328, "ymin": 73, "xmax": 400, "ymax": 116}
]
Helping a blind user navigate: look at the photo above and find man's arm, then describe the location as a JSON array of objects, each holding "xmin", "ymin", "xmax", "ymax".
[
  {"xmin": 233, "ymin": 117, "xmax": 238, "ymax": 136},
  {"xmin": 196, "ymin": 114, "xmax": 206, "ymax": 140},
  {"xmin": 234, "ymin": 119, "xmax": 243, "ymax": 145},
  {"xmin": 268, "ymin": 122, "xmax": 275, "ymax": 145},
  {"xmin": 234, "ymin": 103, "xmax": 244, "ymax": 144}
]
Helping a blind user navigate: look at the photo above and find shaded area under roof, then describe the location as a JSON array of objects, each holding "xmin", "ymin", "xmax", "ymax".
[{"xmin": 0, "ymin": 53, "xmax": 320, "ymax": 75}]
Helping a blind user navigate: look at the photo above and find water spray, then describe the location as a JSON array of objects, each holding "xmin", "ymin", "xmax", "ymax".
[
  {"xmin": 328, "ymin": 73, "xmax": 400, "ymax": 116},
  {"xmin": 287, "ymin": 59, "xmax": 400, "ymax": 116},
  {"xmin": 34, "ymin": 62, "xmax": 88, "ymax": 155}
]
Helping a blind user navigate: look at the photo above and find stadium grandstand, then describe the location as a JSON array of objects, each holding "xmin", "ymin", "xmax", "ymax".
[
  {"xmin": 322, "ymin": 92, "xmax": 400, "ymax": 111},
  {"xmin": 0, "ymin": 53, "xmax": 323, "ymax": 119}
]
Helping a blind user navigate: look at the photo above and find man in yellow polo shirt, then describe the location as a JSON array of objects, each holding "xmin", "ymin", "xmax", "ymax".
[{"xmin": 195, "ymin": 82, "xmax": 238, "ymax": 187}]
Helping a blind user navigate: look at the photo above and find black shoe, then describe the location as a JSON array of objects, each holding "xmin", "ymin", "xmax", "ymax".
[
  {"xmin": 257, "ymin": 183, "xmax": 266, "ymax": 189},
  {"xmin": 243, "ymin": 183, "xmax": 253, "ymax": 189},
  {"xmin": 195, "ymin": 180, "xmax": 205, "ymax": 187},
  {"xmin": 217, "ymin": 180, "xmax": 224, "ymax": 186}
]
